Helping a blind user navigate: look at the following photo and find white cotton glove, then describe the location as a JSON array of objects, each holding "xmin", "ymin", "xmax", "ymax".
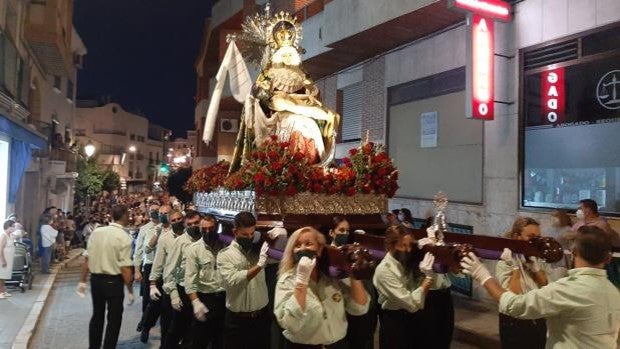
[
  {"xmin": 127, "ymin": 291, "xmax": 135, "ymax": 305},
  {"xmin": 460, "ymin": 252, "xmax": 493, "ymax": 285},
  {"xmin": 417, "ymin": 237, "xmax": 435, "ymax": 249},
  {"xmin": 419, "ymin": 252, "xmax": 436, "ymax": 279},
  {"xmin": 295, "ymin": 256, "xmax": 316, "ymax": 287},
  {"xmin": 76, "ymin": 282, "xmax": 88, "ymax": 298},
  {"xmin": 192, "ymin": 298, "xmax": 209, "ymax": 322},
  {"xmin": 149, "ymin": 284, "xmax": 161, "ymax": 301},
  {"xmin": 267, "ymin": 227, "xmax": 287, "ymax": 240},
  {"xmin": 500, "ymin": 248, "xmax": 519, "ymax": 270},
  {"xmin": 257, "ymin": 242, "xmax": 269, "ymax": 268},
  {"xmin": 525, "ymin": 256, "xmax": 542, "ymax": 273},
  {"xmin": 171, "ymin": 292, "xmax": 183, "ymax": 311}
]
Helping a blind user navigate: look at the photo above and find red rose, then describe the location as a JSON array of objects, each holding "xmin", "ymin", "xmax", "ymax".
[
  {"xmin": 285, "ymin": 186, "xmax": 297, "ymax": 196},
  {"xmin": 254, "ymin": 172, "xmax": 265, "ymax": 183},
  {"xmin": 270, "ymin": 161, "xmax": 283, "ymax": 172},
  {"xmin": 346, "ymin": 187, "xmax": 356, "ymax": 196},
  {"xmin": 377, "ymin": 167, "xmax": 387, "ymax": 176},
  {"xmin": 293, "ymin": 152, "xmax": 304, "ymax": 161},
  {"xmin": 364, "ymin": 174, "xmax": 372, "ymax": 181},
  {"xmin": 342, "ymin": 158, "xmax": 352, "ymax": 166},
  {"xmin": 270, "ymin": 135, "xmax": 278, "ymax": 141},
  {"xmin": 349, "ymin": 148, "xmax": 358, "ymax": 156},
  {"xmin": 312, "ymin": 183, "xmax": 323, "ymax": 193},
  {"xmin": 268, "ymin": 151, "xmax": 278, "ymax": 159}
]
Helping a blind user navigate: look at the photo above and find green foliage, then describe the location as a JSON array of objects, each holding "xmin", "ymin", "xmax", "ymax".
[
  {"xmin": 102, "ymin": 170, "xmax": 121, "ymax": 193},
  {"xmin": 75, "ymin": 157, "xmax": 105, "ymax": 202}
]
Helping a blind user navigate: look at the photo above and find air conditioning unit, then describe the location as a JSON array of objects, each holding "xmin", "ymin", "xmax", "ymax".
[{"xmin": 220, "ymin": 118, "xmax": 239, "ymax": 133}]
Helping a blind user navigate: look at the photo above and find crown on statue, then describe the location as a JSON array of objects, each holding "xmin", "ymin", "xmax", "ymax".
[{"xmin": 268, "ymin": 11, "xmax": 303, "ymax": 49}]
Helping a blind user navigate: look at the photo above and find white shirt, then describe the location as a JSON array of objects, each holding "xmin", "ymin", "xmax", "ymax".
[{"xmin": 41, "ymin": 224, "xmax": 58, "ymax": 248}]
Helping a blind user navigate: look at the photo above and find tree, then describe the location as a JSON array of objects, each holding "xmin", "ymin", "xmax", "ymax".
[
  {"xmin": 102, "ymin": 170, "xmax": 121, "ymax": 193},
  {"xmin": 166, "ymin": 167, "xmax": 193, "ymax": 203},
  {"xmin": 75, "ymin": 157, "xmax": 105, "ymax": 203}
]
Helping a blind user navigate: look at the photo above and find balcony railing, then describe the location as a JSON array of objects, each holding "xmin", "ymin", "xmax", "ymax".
[
  {"xmin": 49, "ymin": 147, "xmax": 77, "ymax": 173},
  {"xmin": 99, "ymin": 144, "xmax": 126, "ymax": 155},
  {"xmin": 93, "ymin": 128, "xmax": 127, "ymax": 136}
]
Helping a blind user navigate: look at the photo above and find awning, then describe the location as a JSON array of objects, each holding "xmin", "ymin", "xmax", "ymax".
[{"xmin": 0, "ymin": 114, "xmax": 47, "ymax": 149}]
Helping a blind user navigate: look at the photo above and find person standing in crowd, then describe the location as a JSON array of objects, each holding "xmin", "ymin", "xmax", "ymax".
[
  {"xmin": 82, "ymin": 217, "xmax": 98, "ymax": 248},
  {"xmin": 0, "ymin": 220, "xmax": 16, "ymax": 299},
  {"xmin": 147, "ymin": 208, "xmax": 183, "ymax": 346},
  {"xmin": 274, "ymin": 226, "xmax": 369, "ymax": 348},
  {"xmin": 133, "ymin": 203, "xmax": 160, "ymax": 334},
  {"xmin": 373, "ymin": 225, "xmax": 435, "ymax": 349},
  {"xmin": 41, "ymin": 215, "xmax": 58, "ymax": 274},
  {"xmin": 329, "ymin": 216, "xmax": 351, "ymax": 247},
  {"xmin": 77, "ymin": 204, "xmax": 135, "ymax": 349},
  {"xmin": 398, "ymin": 208, "xmax": 415, "ymax": 229},
  {"xmin": 162, "ymin": 210, "xmax": 203, "ymax": 348},
  {"xmin": 184, "ymin": 214, "xmax": 225, "ymax": 349},
  {"xmin": 217, "ymin": 211, "xmax": 270, "ymax": 349},
  {"xmin": 462, "ymin": 225, "xmax": 620, "ymax": 349},
  {"xmin": 573, "ymin": 199, "xmax": 619, "ymax": 244},
  {"xmin": 495, "ymin": 217, "xmax": 550, "ymax": 349}
]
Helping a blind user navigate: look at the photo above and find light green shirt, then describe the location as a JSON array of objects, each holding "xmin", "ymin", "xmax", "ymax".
[
  {"xmin": 496, "ymin": 258, "xmax": 553, "ymax": 293},
  {"xmin": 216, "ymin": 240, "xmax": 268, "ymax": 312},
  {"xmin": 87, "ymin": 223, "xmax": 133, "ymax": 275},
  {"xmin": 499, "ymin": 267, "xmax": 620, "ymax": 349},
  {"xmin": 133, "ymin": 221, "xmax": 154, "ymax": 267},
  {"xmin": 149, "ymin": 227, "xmax": 177, "ymax": 282},
  {"xmin": 275, "ymin": 270, "xmax": 369, "ymax": 345},
  {"xmin": 373, "ymin": 252, "xmax": 426, "ymax": 313},
  {"xmin": 163, "ymin": 232, "xmax": 197, "ymax": 295},
  {"xmin": 184, "ymin": 240, "xmax": 224, "ymax": 295}
]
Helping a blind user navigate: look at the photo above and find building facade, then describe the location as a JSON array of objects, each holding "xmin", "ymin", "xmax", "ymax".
[{"xmin": 75, "ymin": 102, "xmax": 168, "ymax": 193}]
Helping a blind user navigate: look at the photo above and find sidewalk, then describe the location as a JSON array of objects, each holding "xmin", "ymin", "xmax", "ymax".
[
  {"xmin": 0, "ymin": 249, "xmax": 83, "ymax": 349},
  {"xmin": 452, "ymin": 294, "xmax": 501, "ymax": 348}
]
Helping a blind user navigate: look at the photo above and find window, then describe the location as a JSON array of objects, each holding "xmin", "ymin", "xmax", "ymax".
[
  {"xmin": 130, "ymin": 134, "xmax": 135, "ymax": 141},
  {"xmin": 128, "ymin": 170, "xmax": 133, "ymax": 178},
  {"xmin": 521, "ymin": 24, "xmax": 620, "ymax": 214},
  {"xmin": 66, "ymin": 80, "xmax": 74, "ymax": 102},
  {"xmin": 53, "ymin": 76, "xmax": 62, "ymax": 92},
  {"xmin": 1, "ymin": 34, "xmax": 19, "ymax": 96},
  {"xmin": 340, "ymin": 82, "xmax": 363, "ymax": 142}
]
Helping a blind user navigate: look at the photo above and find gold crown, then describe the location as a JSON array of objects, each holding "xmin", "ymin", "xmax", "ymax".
[{"xmin": 268, "ymin": 11, "xmax": 302, "ymax": 49}]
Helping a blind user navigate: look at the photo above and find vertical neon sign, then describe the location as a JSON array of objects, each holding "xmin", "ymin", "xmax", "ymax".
[
  {"xmin": 470, "ymin": 15, "xmax": 494, "ymax": 120},
  {"xmin": 540, "ymin": 67, "xmax": 565, "ymax": 125}
]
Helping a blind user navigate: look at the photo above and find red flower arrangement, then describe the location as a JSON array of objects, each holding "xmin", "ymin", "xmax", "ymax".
[
  {"xmin": 184, "ymin": 160, "xmax": 230, "ymax": 193},
  {"xmin": 344, "ymin": 142, "xmax": 399, "ymax": 197}
]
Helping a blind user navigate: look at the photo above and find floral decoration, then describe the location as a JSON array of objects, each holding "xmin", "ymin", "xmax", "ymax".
[{"xmin": 184, "ymin": 160, "xmax": 230, "ymax": 193}]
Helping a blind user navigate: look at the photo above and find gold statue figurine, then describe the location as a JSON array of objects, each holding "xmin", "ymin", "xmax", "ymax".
[{"xmin": 226, "ymin": 6, "xmax": 340, "ymax": 171}]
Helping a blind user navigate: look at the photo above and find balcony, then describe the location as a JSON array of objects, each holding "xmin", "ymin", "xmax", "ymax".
[
  {"xmin": 93, "ymin": 128, "xmax": 127, "ymax": 136},
  {"xmin": 99, "ymin": 144, "xmax": 126, "ymax": 155},
  {"xmin": 24, "ymin": 0, "xmax": 73, "ymax": 76},
  {"xmin": 49, "ymin": 147, "xmax": 77, "ymax": 173}
]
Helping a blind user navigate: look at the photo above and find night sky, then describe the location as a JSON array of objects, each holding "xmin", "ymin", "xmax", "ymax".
[{"xmin": 74, "ymin": 0, "xmax": 213, "ymax": 138}]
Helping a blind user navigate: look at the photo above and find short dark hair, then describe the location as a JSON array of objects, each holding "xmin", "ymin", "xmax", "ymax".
[
  {"xmin": 4, "ymin": 220, "xmax": 15, "ymax": 230},
  {"xmin": 111, "ymin": 204, "xmax": 128, "ymax": 221},
  {"xmin": 574, "ymin": 225, "xmax": 611, "ymax": 265},
  {"xmin": 234, "ymin": 211, "xmax": 256, "ymax": 229},
  {"xmin": 201, "ymin": 213, "xmax": 217, "ymax": 223},
  {"xmin": 579, "ymin": 199, "xmax": 599, "ymax": 215},
  {"xmin": 184, "ymin": 210, "xmax": 200, "ymax": 222}
]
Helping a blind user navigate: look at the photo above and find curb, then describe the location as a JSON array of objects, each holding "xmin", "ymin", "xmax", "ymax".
[{"xmin": 11, "ymin": 249, "xmax": 84, "ymax": 349}]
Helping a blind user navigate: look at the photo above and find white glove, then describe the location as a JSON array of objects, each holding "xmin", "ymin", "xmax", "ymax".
[
  {"xmin": 525, "ymin": 256, "xmax": 542, "ymax": 273},
  {"xmin": 426, "ymin": 226, "xmax": 437, "ymax": 239},
  {"xmin": 76, "ymin": 282, "xmax": 87, "ymax": 298},
  {"xmin": 149, "ymin": 284, "xmax": 161, "ymax": 301},
  {"xmin": 295, "ymin": 256, "xmax": 316, "ymax": 287},
  {"xmin": 267, "ymin": 227, "xmax": 287, "ymax": 240},
  {"xmin": 127, "ymin": 291, "xmax": 135, "ymax": 305},
  {"xmin": 171, "ymin": 292, "xmax": 182, "ymax": 311},
  {"xmin": 257, "ymin": 242, "xmax": 269, "ymax": 268},
  {"xmin": 460, "ymin": 252, "xmax": 492, "ymax": 285},
  {"xmin": 192, "ymin": 298, "xmax": 209, "ymax": 322},
  {"xmin": 500, "ymin": 248, "xmax": 519, "ymax": 270},
  {"xmin": 417, "ymin": 238, "xmax": 435, "ymax": 249},
  {"xmin": 419, "ymin": 252, "xmax": 436, "ymax": 279}
]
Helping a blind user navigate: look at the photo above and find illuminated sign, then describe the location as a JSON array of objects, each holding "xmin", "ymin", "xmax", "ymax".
[
  {"xmin": 449, "ymin": 0, "xmax": 511, "ymax": 22},
  {"xmin": 468, "ymin": 15, "xmax": 494, "ymax": 120},
  {"xmin": 541, "ymin": 67, "xmax": 565, "ymax": 124}
]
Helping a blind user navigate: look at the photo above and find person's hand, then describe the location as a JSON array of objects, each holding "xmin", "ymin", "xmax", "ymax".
[
  {"xmin": 155, "ymin": 225, "xmax": 162, "ymax": 235},
  {"xmin": 500, "ymin": 248, "xmax": 519, "ymax": 270},
  {"xmin": 171, "ymin": 293, "xmax": 183, "ymax": 311},
  {"xmin": 267, "ymin": 227, "xmax": 287, "ymax": 240},
  {"xmin": 76, "ymin": 282, "xmax": 87, "ymax": 298},
  {"xmin": 417, "ymin": 238, "xmax": 435, "ymax": 249},
  {"xmin": 295, "ymin": 256, "xmax": 316, "ymax": 287},
  {"xmin": 191, "ymin": 298, "xmax": 209, "ymax": 321},
  {"xmin": 127, "ymin": 291, "xmax": 135, "ymax": 305},
  {"xmin": 419, "ymin": 252, "xmax": 436, "ymax": 279},
  {"xmin": 134, "ymin": 270, "xmax": 143, "ymax": 283},
  {"xmin": 524, "ymin": 256, "xmax": 542, "ymax": 273},
  {"xmin": 257, "ymin": 242, "xmax": 269, "ymax": 268},
  {"xmin": 149, "ymin": 284, "xmax": 161, "ymax": 301},
  {"xmin": 460, "ymin": 252, "xmax": 492, "ymax": 285}
]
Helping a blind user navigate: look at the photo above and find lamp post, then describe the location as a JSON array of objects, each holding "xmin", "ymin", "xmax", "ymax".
[{"xmin": 83, "ymin": 141, "xmax": 96, "ymax": 219}]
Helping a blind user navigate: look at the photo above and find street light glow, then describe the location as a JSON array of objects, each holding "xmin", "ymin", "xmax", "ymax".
[
  {"xmin": 128, "ymin": 145, "xmax": 137, "ymax": 152},
  {"xmin": 84, "ymin": 142, "xmax": 96, "ymax": 157}
]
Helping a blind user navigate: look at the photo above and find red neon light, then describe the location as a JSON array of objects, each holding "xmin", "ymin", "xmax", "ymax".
[
  {"xmin": 471, "ymin": 15, "xmax": 494, "ymax": 120},
  {"xmin": 451, "ymin": 0, "xmax": 511, "ymax": 22},
  {"xmin": 540, "ymin": 67, "xmax": 565, "ymax": 125}
]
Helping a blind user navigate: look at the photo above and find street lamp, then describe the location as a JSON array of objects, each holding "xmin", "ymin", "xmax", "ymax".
[
  {"xmin": 128, "ymin": 145, "xmax": 137, "ymax": 152},
  {"xmin": 84, "ymin": 141, "xmax": 96, "ymax": 158}
]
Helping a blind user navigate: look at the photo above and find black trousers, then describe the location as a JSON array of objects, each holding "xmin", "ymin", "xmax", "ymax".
[
  {"xmin": 379, "ymin": 309, "xmax": 425, "ymax": 349},
  {"xmin": 499, "ymin": 313, "xmax": 547, "ymax": 349},
  {"xmin": 89, "ymin": 274, "xmax": 124, "ymax": 349},
  {"xmin": 190, "ymin": 291, "xmax": 226, "ymax": 349},
  {"xmin": 163, "ymin": 284, "xmax": 193, "ymax": 349},
  {"xmin": 142, "ymin": 280, "xmax": 169, "ymax": 342},
  {"xmin": 140, "ymin": 264, "xmax": 153, "ymax": 313},
  {"xmin": 223, "ymin": 307, "xmax": 269, "ymax": 349},
  {"xmin": 418, "ymin": 288, "xmax": 454, "ymax": 349},
  {"xmin": 284, "ymin": 338, "xmax": 347, "ymax": 349}
]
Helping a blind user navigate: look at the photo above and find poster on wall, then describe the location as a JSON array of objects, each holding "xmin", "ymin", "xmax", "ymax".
[{"xmin": 420, "ymin": 111, "xmax": 438, "ymax": 148}]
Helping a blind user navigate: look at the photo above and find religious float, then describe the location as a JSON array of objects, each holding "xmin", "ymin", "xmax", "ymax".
[{"xmin": 190, "ymin": 3, "xmax": 563, "ymax": 278}]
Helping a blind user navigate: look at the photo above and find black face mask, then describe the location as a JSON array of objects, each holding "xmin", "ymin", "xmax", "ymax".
[
  {"xmin": 236, "ymin": 237, "xmax": 254, "ymax": 252},
  {"xmin": 159, "ymin": 214, "xmax": 169, "ymax": 225},
  {"xmin": 333, "ymin": 234, "xmax": 349, "ymax": 247},
  {"xmin": 187, "ymin": 226, "xmax": 201, "ymax": 241},
  {"xmin": 294, "ymin": 249, "xmax": 317, "ymax": 263},
  {"xmin": 393, "ymin": 250, "xmax": 414, "ymax": 270},
  {"xmin": 171, "ymin": 222, "xmax": 184, "ymax": 235},
  {"xmin": 202, "ymin": 229, "xmax": 218, "ymax": 244}
]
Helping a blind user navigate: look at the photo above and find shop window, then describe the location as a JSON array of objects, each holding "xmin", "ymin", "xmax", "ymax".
[{"xmin": 521, "ymin": 24, "xmax": 620, "ymax": 214}]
